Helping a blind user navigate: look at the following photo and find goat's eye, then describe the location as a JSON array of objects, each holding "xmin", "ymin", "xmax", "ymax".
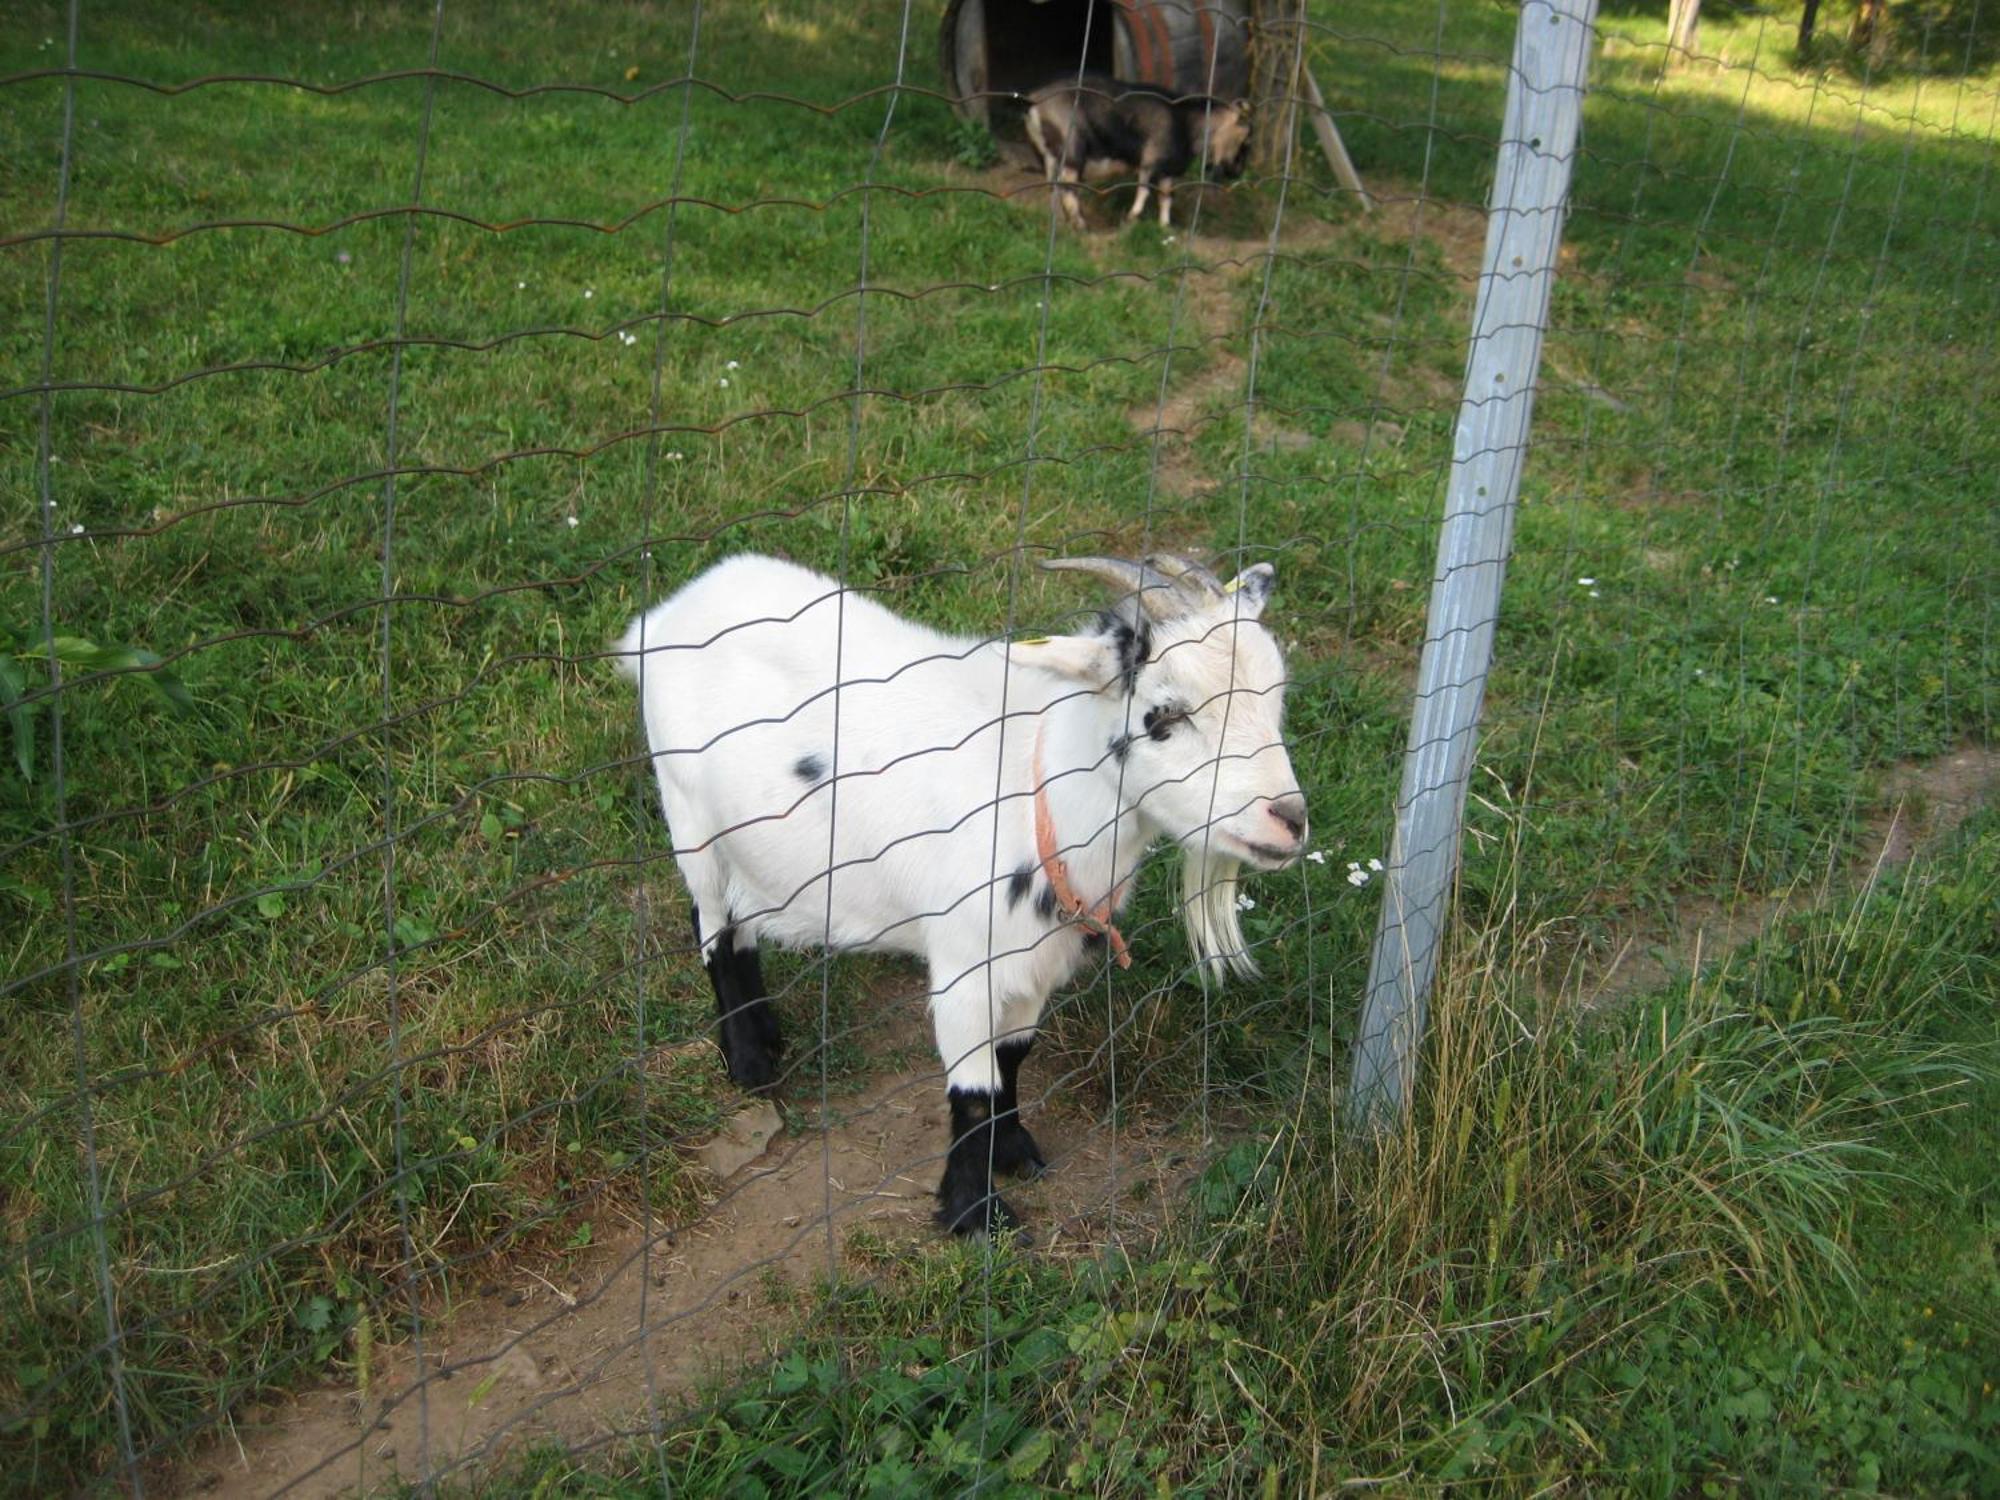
[{"xmin": 1143, "ymin": 705, "xmax": 1188, "ymax": 741}]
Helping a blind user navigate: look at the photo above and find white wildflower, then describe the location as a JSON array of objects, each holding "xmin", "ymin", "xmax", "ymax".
[
  {"xmin": 1235, "ymin": 895, "xmax": 1256, "ymax": 912},
  {"xmin": 1577, "ymin": 576, "xmax": 1595, "ymax": 586},
  {"xmin": 583, "ymin": 288, "xmax": 594, "ymax": 299},
  {"xmin": 517, "ymin": 280, "xmax": 526, "ymax": 289},
  {"xmin": 719, "ymin": 377, "xmax": 730, "ymax": 388},
  {"xmin": 70, "ymin": 523, "xmax": 85, "ymax": 535},
  {"xmin": 1588, "ymin": 589, "xmax": 1601, "ymax": 598},
  {"xmin": 1368, "ymin": 858, "xmax": 1383, "ymax": 872},
  {"xmin": 1305, "ymin": 850, "xmax": 1326, "ymax": 865},
  {"xmin": 1346, "ymin": 869, "xmax": 1370, "ymax": 887},
  {"xmin": 725, "ymin": 359, "xmax": 739, "ymax": 370},
  {"xmin": 1765, "ymin": 595, "xmax": 1779, "ymax": 605},
  {"xmin": 566, "ymin": 515, "xmax": 580, "ymax": 529}
]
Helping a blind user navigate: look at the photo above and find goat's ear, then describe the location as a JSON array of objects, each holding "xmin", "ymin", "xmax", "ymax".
[
  {"xmin": 1223, "ymin": 562, "xmax": 1276, "ymax": 618},
  {"xmin": 1006, "ymin": 633, "xmax": 1123, "ymax": 689}
]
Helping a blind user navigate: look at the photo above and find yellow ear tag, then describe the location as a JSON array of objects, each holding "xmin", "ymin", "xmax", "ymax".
[
  {"xmin": 1223, "ymin": 577, "xmax": 1243, "ymax": 594},
  {"xmin": 1015, "ymin": 636, "xmax": 1051, "ymax": 646}
]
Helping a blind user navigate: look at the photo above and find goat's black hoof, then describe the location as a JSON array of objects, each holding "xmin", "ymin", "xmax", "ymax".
[
  {"xmin": 723, "ymin": 1047, "xmax": 781, "ymax": 1095},
  {"xmin": 992, "ymin": 1122, "xmax": 1048, "ymax": 1180},
  {"xmin": 935, "ymin": 1186, "xmax": 1019, "ymax": 1238},
  {"xmin": 719, "ymin": 1005, "xmax": 783, "ymax": 1094}
]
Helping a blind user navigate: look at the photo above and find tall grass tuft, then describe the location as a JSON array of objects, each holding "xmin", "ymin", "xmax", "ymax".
[{"xmin": 1203, "ymin": 821, "xmax": 1993, "ymax": 1483}]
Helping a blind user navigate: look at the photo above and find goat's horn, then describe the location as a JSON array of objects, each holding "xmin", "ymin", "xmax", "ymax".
[
  {"xmin": 1040, "ymin": 555, "xmax": 1192, "ymax": 618},
  {"xmin": 1144, "ymin": 553, "xmax": 1226, "ymax": 596}
]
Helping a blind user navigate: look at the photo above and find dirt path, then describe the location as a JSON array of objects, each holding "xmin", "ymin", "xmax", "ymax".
[
  {"xmin": 170, "ymin": 982, "xmax": 1202, "ymax": 1499},
  {"xmin": 1119, "ymin": 228, "xmax": 1288, "ymax": 511},
  {"xmin": 1572, "ymin": 744, "xmax": 1999, "ymax": 1008}
]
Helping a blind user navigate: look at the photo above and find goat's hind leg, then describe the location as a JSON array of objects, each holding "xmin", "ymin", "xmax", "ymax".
[
  {"xmin": 691, "ymin": 904, "xmax": 782, "ymax": 1093},
  {"xmin": 1030, "ymin": 106, "xmax": 1086, "ymax": 232}
]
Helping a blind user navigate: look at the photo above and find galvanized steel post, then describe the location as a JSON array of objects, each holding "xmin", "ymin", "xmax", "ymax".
[{"xmin": 1347, "ymin": 0, "xmax": 1600, "ymax": 1131}]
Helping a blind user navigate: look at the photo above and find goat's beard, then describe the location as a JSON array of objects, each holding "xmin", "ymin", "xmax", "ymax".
[{"xmin": 1181, "ymin": 848, "xmax": 1258, "ymax": 984}]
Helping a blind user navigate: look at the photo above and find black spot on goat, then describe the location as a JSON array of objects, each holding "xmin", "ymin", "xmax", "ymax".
[{"xmin": 1007, "ymin": 862, "xmax": 1035, "ymax": 911}]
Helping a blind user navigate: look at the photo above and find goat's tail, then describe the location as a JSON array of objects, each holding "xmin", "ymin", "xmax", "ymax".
[
  {"xmin": 1181, "ymin": 849, "xmax": 1258, "ymax": 985},
  {"xmin": 609, "ymin": 610, "xmax": 647, "ymax": 685}
]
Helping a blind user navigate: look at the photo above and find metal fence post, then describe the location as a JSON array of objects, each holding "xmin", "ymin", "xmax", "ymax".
[{"xmin": 1347, "ymin": 0, "xmax": 1600, "ymax": 1131}]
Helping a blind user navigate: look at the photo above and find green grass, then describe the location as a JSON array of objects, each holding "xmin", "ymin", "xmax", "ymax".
[{"xmin": 1, "ymin": 0, "xmax": 1994, "ymax": 1490}]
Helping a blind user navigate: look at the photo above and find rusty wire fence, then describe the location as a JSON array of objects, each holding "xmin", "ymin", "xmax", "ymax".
[{"xmin": 3, "ymin": 0, "xmax": 1995, "ymax": 1493}]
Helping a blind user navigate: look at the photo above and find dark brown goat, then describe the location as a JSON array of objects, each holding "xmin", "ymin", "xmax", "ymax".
[{"xmin": 1024, "ymin": 74, "xmax": 1250, "ymax": 231}]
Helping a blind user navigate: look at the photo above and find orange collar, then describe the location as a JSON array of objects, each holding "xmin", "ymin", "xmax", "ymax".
[{"xmin": 1032, "ymin": 724, "xmax": 1133, "ymax": 968}]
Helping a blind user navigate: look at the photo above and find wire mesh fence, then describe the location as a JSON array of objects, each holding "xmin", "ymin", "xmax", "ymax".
[{"xmin": 3, "ymin": 0, "xmax": 1995, "ymax": 1494}]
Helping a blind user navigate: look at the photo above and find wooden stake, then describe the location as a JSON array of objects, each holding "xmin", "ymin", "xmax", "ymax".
[{"xmin": 1301, "ymin": 61, "xmax": 1372, "ymax": 212}]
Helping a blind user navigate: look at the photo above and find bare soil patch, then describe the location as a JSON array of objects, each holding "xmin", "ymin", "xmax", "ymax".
[
  {"xmin": 1368, "ymin": 178, "xmax": 1490, "ymax": 286},
  {"xmin": 168, "ymin": 980, "xmax": 1204, "ymax": 1499}
]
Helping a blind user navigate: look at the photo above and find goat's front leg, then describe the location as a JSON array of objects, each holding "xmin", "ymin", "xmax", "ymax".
[
  {"xmin": 1058, "ymin": 166, "xmax": 1087, "ymax": 231},
  {"xmin": 929, "ymin": 972, "xmax": 1046, "ymax": 1234},
  {"xmin": 1156, "ymin": 176, "xmax": 1174, "ymax": 229},
  {"xmin": 1127, "ymin": 173, "xmax": 1152, "ymax": 224}
]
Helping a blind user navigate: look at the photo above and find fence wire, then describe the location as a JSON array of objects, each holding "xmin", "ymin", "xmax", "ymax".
[{"xmin": 3, "ymin": 0, "xmax": 1995, "ymax": 1495}]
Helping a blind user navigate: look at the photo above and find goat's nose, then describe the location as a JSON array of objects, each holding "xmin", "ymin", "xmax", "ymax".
[{"xmin": 1266, "ymin": 795, "xmax": 1308, "ymax": 844}]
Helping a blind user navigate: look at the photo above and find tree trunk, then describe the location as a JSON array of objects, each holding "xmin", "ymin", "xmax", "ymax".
[
  {"xmin": 1667, "ymin": 0, "xmax": 1701, "ymax": 64},
  {"xmin": 1797, "ymin": 0, "xmax": 1823, "ymax": 54},
  {"xmin": 1850, "ymin": 0, "xmax": 1887, "ymax": 53}
]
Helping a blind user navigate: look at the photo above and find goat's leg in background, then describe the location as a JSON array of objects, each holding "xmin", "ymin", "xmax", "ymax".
[
  {"xmin": 691, "ymin": 907, "xmax": 782, "ymax": 1093},
  {"xmin": 1127, "ymin": 175, "xmax": 1152, "ymax": 223},
  {"xmin": 992, "ymin": 1031, "xmax": 1046, "ymax": 1176},
  {"xmin": 1059, "ymin": 165, "xmax": 1087, "ymax": 231}
]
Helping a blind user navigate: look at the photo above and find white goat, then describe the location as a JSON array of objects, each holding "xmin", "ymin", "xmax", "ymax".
[{"xmin": 614, "ymin": 552, "xmax": 1306, "ymax": 1234}]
